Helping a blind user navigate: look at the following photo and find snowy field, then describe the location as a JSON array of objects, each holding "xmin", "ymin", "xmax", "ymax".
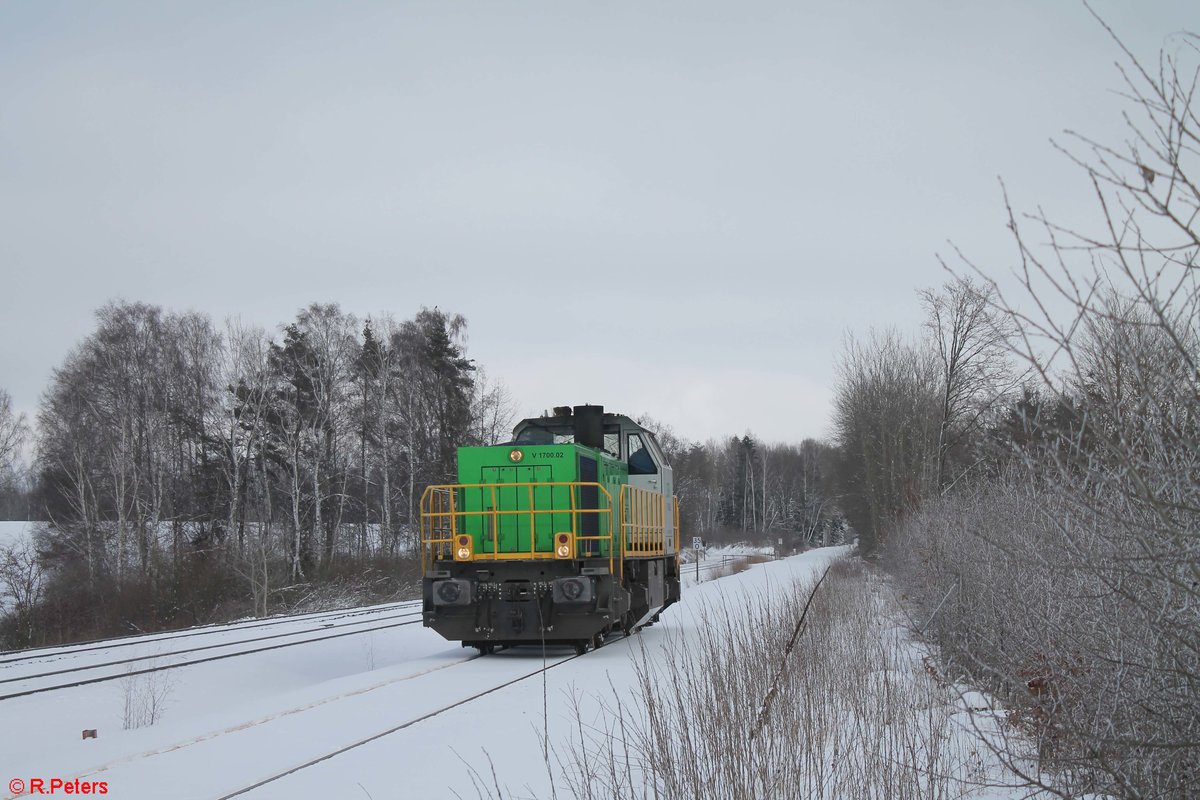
[
  {"xmin": 0, "ymin": 521, "xmax": 33, "ymax": 551},
  {"xmin": 679, "ymin": 544, "xmax": 775, "ymax": 587},
  {"xmin": 0, "ymin": 547, "xmax": 1026, "ymax": 799}
]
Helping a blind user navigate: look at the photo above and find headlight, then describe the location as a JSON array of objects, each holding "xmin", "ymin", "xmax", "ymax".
[
  {"xmin": 554, "ymin": 532, "xmax": 573, "ymax": 559},
  {"xmin": 454, "ymin": 535, "xmax": 473, "ymax": 561}
]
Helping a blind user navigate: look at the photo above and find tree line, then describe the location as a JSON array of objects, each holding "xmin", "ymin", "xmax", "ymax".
[
  {"xmin": 666, "ymin": 432, "xmax": 842, "ymax": 551},
  {"xmin": 1, "ymin": 302, "xmax": 515, "ymax": 644},
  {"xmin": 0, "ymin": 300, "xmax": 842, "ymax": 648},
  {"xmin": 830, "ymin": 31, "xmax": 1198, "ymax": 800}
]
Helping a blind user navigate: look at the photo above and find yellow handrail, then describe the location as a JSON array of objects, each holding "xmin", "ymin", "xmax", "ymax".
[
  {"xmin": 420, "ymin": 481, "xmax": 682, "ymax": 587},
  {"xmin": 674, "ymin": 495, "xmax": 681, "ymax": 571},
  {"xmin": 420, "ymin": 482, "xmax": 616, "ymax": 575},
  {"xmin": 618, "ymin": 484, "xmax": 670, "ymax": 558}
]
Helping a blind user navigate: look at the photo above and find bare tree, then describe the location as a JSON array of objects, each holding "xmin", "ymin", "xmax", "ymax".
[
  {"xmin": 468, "ymin": 368, "xmax": 517, "ymax": 447},
  {"xmin": 0, "ymin": 538, "xmax": 44, "ymax": 645},
  {"xmin": 831, "ymin": 329, "xmax": 940, "ymax": 552},
  {"xmin": 906, "ymin": 22, "xmax": 1200, "ymax": 799},
  {"xmin": 364, "ymin": 314, "xmax": 403, "ymax": 554},
  {"xmin": 920, "ymin": 277, "xmax": 1021, "ymax": 490},
  {"xmin": 216, "ymin": 319, "xmax": 272, "ymax": 555},
  {"xmin": 0, "ymin": 389, "xmax": 29, "ymax": 476},
  {"xmin": 292, "ymin": 303, "xmax": 358, "ymax": 568}
]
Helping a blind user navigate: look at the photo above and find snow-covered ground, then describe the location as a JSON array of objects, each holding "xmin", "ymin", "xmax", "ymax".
[
  {"xmin": 681, "ymin": 544, "xmax": 771, "ymax": 578},
  {"xmin": 0, "ymin": 521, "xmax": 34, "ymax": 551},
  {"xmin": 0, "ymin": 547, "xmax": 1026, "ymax": 799}
]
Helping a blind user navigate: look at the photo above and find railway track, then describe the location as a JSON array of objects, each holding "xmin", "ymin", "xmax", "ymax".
[
  {"xmin": 0, "ymin": 638, "xmax": 600, "ymax": 800},
  {"xmin": 0, "ymin": 599, "xmax": 421, "ymax": 666},
  {"xmin": 0, "ymin": 610, "xmax": 425, "ymax": 702},
  {"xmin": 0, "ymin": 647, "xmax": 487, "ymax": 800},
  {"xmin": 213, "ymin": 649, "xmax": 585, "ymax": 799}
]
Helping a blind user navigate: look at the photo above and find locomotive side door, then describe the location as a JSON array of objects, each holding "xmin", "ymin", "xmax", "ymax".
[{"xmin": 625, "ymin": 431, "xmax": 675, "ymax": 555}]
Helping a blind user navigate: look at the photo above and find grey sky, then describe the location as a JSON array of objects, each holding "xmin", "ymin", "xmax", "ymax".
[{"xmin": 0, "ymin": 1, "xmax": 1192, "ymax": 444}]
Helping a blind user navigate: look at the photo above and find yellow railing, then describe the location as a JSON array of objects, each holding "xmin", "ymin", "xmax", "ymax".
[
  {"xmin": 420, "ymin": 481, "xmax": 681, "ymax": 582},
  {"xmin": 674, "ymin": 495, "xmax": 681, "ymax": 570},
  {"xmin": 420, "ymin": 482, "xmax": 616, "ymax": 574},
  {"xmin": 619, "ymin": 484, "xmax": 668, "ymax": 557}
]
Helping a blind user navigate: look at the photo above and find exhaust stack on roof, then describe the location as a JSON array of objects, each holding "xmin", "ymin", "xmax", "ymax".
[{"xmin": 572, "ymin": 405, "xmax": 604, "ymax": 450}]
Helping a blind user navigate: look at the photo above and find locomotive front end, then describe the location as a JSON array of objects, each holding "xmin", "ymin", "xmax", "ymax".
[{"xmin": 420, "ymin": 405, "xmax": 680, "ymax": 654}]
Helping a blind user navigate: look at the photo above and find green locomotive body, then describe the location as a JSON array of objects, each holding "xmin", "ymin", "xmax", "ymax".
[
  {"xmin": 453, "ymin": 442, "xmax": 628, "ymax": 557},
  {"xmin": 420, "ymin": 405, "xmax": 680, "ymax": 654}
]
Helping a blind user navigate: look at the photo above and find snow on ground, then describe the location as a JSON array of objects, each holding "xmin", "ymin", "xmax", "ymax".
[
  {"xmin": 0, "ymin": 521, "xmax": 34, "ymax": 551},
  {"xmin": 678, "ymin": 543, "xmax": 779, "ymax": 588},
  {"xmin": 0, "ymin": 547, "xmax": 1025, "ymax": 799}
]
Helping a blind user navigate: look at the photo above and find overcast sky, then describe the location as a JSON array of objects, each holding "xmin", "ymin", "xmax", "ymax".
[{"xmin": 0, "ymin": 1, "xmax": 1192, "ymax": 445}]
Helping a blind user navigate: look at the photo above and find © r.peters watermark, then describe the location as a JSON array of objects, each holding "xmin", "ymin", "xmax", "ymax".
[{"xmin": 8, "ymin": 777, "xmax": 109, "ymax": 795}]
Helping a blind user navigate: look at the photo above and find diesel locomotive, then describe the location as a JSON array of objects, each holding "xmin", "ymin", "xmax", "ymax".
[{"xmin": 420, "ymin": 405, "xmax": 681, "ymax": 654}]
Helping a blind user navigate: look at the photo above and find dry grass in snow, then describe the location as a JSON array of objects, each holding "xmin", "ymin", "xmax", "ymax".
[{"xmin": 539, "ymin": 557, "xmax": 1035, "ymax": 800}]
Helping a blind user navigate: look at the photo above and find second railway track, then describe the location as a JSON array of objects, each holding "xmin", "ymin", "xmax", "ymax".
[
  {"xmin": 0, "ymin": 599, "xmax": 422, "ymax": 666},
  {"xmin": 212, "ymin": 649, "xmax": 585, "ymax": 800},
  {"xmin": 0, "ymin": 612, "xmax": 426, "ymax": 702}
]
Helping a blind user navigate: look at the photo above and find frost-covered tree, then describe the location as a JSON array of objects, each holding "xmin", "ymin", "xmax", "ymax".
[
  {"xmin": 831, "ymin": 329, "xmax": 939, "ymax": 552},
  {"xmin": 920, "ymin": 277, "xmax": 1021, "ymax": 491},
  {"xmin": 894, "ymin": 24, "xmax": 1200, "ymax": 799},
  {"xmin": 0, "ymin": 388, "xmax": 28, "ymax": 476}
]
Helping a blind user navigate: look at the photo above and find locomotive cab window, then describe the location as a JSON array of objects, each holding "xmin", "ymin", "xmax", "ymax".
[
  {"xmin": 603, "ymin": 426, "xmax": 621, "ymax": 458},
  {"xmin": 627, "ymin": 433, "xmax": 657, "ymax": 475},
  {"xmin": 515, "ymin": 426, "xmax": 553, "ymax": 445}
]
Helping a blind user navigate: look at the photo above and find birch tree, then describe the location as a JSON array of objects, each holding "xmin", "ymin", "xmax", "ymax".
[{"xmin": 0, "ymin": 389, "xmax": 27, "ymax": 478}]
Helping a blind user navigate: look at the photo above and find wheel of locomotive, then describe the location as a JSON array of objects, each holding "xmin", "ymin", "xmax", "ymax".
[
  {"xmin": 475, "ymin": 643, "xmax": 495, "ymax": 655},
  {"xmin": 590, "ymin": 632, "xmax": 604, "ymax": 651},
  {"xmin": 573, "ymin": 640, "xmax": 590, "ymax": 656}
]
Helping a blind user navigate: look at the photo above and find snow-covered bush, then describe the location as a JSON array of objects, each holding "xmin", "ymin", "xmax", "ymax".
[{"xmin": 549, "ymin": 558, "xmax": 1009, "ymax": 799}]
